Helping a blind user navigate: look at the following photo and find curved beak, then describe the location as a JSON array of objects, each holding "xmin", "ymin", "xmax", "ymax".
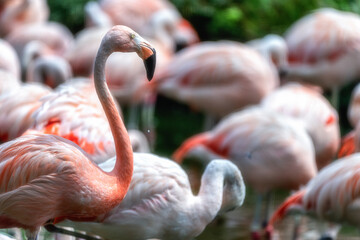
[{"xmin": 141, "ymin": 44, "xmax": 156, "ymax": 81}]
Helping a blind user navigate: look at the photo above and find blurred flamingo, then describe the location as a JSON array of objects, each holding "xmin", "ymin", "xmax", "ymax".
[
  {"xmin": 246, "ymin": 34, "xmax": 288, "ymax": 71},
  {"xmin": 0, "ymin": 39, "xmax": 21, "ymax": 79},
  {"xmin": 98, "ymin": 0, "xmax": 199, "ymax": 52},
  {"xmin": 172, "ymin": 106, "xmax": 317, "ymax": 239},
  {"xmin": 28, "ymin": 78, "xmax": 117, "ymax": 164},
  {"xmin": 0, "ymin": 70, "xmax": 21, "ymax": 96},
  {"xmin": 261, "ymin": 82, "xmax": 340, "ymax": 169},
  {"xmin": 0, "ymin": 83, "xmax": 52, "ymax": 142},
  {"xmin": 147, "ymin": 41, "xmax": 279, "ymax": 129},
  {"xmin": 0, "ymin": 0, "xmax": 49, "ymax": 37},
  {"xmin": 52, "ymin": 154, "xmax": 245, "ymax": 240},
  {"xmin": 281, "ymin": 8, "xmax": 360, "ymax": 107},
  {"xmin": 5, "ymin": 21, "xmax": 74, "ymax": 74},
  {"xmin": 267, "ymin": 153, "xmax": 360, "ymax": 240},
  {"xmin": 23, "ymin": 41, "xmax": 73, "ymax": 88},
  {"xmin": 0, "ymin": 25, "xmax": 156, "ymax": 239}
]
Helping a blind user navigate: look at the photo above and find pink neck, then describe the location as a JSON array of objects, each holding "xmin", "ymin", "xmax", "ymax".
[{"xmin": 93, "ymin": 40, "xmax": 133, "ymax": 199}]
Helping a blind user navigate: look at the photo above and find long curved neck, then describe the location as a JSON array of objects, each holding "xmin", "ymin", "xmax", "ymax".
[
  {"xmin": 192, "ymin": 164, "xmax": 226, "ymax": 227},
  {"xmin": 94, "ymin": 42, "xmax": 133, "ymax": 195}
]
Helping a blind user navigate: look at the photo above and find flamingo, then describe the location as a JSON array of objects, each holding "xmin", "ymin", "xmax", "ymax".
[
  {"xmin": 98, "ymin": 0, "xmax": 199, "ymax": 52},
  {"xmin": 281, "ymin": 8, "xmax": 360, "ymax": 107},
  {"xmin": 0, "ymin": 83, "xmax": 52, "ymax": 142},
  {"xmin": 0, "ymin": 70, "xmax": 21, "ymax": 96},
  {"xmin": 266, "ymin": 153, "xmax": 360, "ymax": 240},
  {"xmin": 0, "ymin": 25, "xmax": 156, "ymax": 239},
  {"xmin": 172, "ymin": 106, "xmax": 317, "ymax": 239},
  {"xmin": 0, "ymin": 0, "xmax": 49, "ymax": 37},
  {"xmin": 147, "ymin": 41, "xmax": 279, "ymax": 129},
  {"xmin": 51, "ymin": 153, "xmax": 246, "ymax": 240},
  {"xmin": 28, "ymin": 78, "xmax": 117, "ymax": 164},
  {"xmin": 261, "ymin": 82, "xmax": 340, "ymax": 169},
  {"xmin": 5, "ymin": 21, "xmax": 74, "ymax": 69},
  {"xmin": 246, "ymin": 34, "xmax": 288, "ymax": 71},
  {"xmin": 0, "ymin": 39, "xmax": 21, "ymax": 79}
]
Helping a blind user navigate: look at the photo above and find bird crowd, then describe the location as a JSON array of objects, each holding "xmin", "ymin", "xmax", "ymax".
[{"xmin": 0, "ymin": 0, "xmax": 360, "ymax": 240}]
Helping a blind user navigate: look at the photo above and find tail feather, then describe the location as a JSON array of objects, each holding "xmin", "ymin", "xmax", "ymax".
[
  {"xmin": 338, "ymin": 131, "xmax": 356, "ymax": 158},
  {"xmin": 172, "ymin": 133, "xmax": 209, "ymax": 163},
  {"xmin": 267, "ymin": 190, "xmax": 305, "ymax": 229}
]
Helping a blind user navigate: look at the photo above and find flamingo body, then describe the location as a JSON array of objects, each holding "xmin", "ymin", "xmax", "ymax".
[
  {"xmin": 261, "ymin": 83, "xmax": 340, "ymax": 169},
  {"xmin": 283, "ymin": 8, "xmax": 360, "ymax": 89},
  {"xmin": 153, "ymin": 41, "xmax": 279, "ymax": 118},
  {"xmin": 173, "ymin": 106, "xmax": 317, "ymax": 193},
  {"xmin": 60, "ymin": 153, "xmax": 246, "ymax": 240},
  {"xmin": 268, "ymin": 153, "xmax": 360, "ymax": 231},
  {"xmin": 0, "ymin": 39, "xmax": 20, "ymax": 79},
  {"xmin": 0, "ymin": 83, "xmax": 51, "ymax": 142},
  {"xmin": 0, "ymin": 25, "xmax": 156, "ymax": 238}
]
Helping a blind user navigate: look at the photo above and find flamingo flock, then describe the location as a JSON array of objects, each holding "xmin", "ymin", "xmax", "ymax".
[{"xmin": 1, "ymin": 1, "xmax": 360, "ymax": 240}]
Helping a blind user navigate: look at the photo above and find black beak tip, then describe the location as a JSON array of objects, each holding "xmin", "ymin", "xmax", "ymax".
[{"xmin": 144, "ymin": 48, "xmax": 156, "ymax": 81}]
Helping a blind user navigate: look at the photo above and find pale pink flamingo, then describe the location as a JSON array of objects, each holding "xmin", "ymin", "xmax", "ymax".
[
  {"xmin": 281, "ymin": 8, "xmax": 360, "ymax": 107},
  {"xmin": 0, "ymin": 39, "xmax": 20, "ymax": 79},
  {"xmin": 172, "ymin": 106, "xmax": 317, "ymax": 239},
  {"xmin": 52, "ymin": 153, "xmax": 245, "ymax": 240},
  {"xmin": 22, "ymin": 41, "xmax": 73, "ymax": 88},
  {"xmin": 0, "ymin": 25, "xmax": 156, "ymax": 239},
  {"xmin": 28, "ymin": 78, "xmax": 117, "ymax": 164},
  {"xmin": 0, "ymin": 70, "xmax": 21, "ymax": 96},
  {"xmin": 0, "ymin": 0, "xmax": 49, "ymax": 37},
  {"xmin": 99, "ymin": 0, "xmax": 199, "ymax": 52},
  {"xmin": 84, "ymin": 1, "xmax": 113, "ymax": 28},
  {"xmin": 0, "ymin": 82, "xmax": 52, "ymax": 142},
  {"xmin": 261, "ymin": 82, "xmax": 340, "ymax": 170},
  {"xmin": 246, "ymin": 34, "xmax": 288, "ymax": 71},
  {"xmin": 147, "ymin": 41, "xmax": 279, "ymax": 129},
  {"xmin": 5, "ymin": 21, "xmax": 74, "ymax": 69},
  {"xmin": 267, "ymin": 153, "xmax": 360, "ymax": 240}
]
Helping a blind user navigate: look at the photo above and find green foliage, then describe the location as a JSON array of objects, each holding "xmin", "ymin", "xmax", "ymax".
[{"xmin": 48, "ymin": 0, "xmax": 89, "ymax": 34}]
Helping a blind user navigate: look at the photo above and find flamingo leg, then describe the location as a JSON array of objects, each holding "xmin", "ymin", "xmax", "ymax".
[
  {"xmin": 330, "ymin": 86, "xmax": 339, "ymax": 110},
  {"xmin": 44, "ymin": 225, "xmax": 101, "ymax": 240},
  {"xmin": 141, "ymin": 92, "xmax": 157, "ymax": 151},
  {"xmin": 127, "ymin": 102, "xmax": 140, "ymax": 130},
  {"xmin": 251, "ymin": 193, "xmax": 264, "ymax": 240},
  {"xmin": 261, "ymin": 191, "xmax": 273, "ymax": 228},
  {"xmin": 203, "ymin": 114, "xmax": 217, "ymax": 131}
]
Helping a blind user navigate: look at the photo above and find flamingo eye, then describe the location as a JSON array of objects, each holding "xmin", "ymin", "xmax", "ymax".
[{"xmin": 130, "ymin": 33, "xmax": 136, "ymax": 39}]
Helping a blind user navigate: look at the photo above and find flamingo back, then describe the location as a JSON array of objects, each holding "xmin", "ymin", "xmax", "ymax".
[
  {"xmin": 0, "ymin": 83, "xmax": 51, "ymax": 142},
  {"xmin": 286, "ymin": 8, "xmax": 360, "ymax": 64}
]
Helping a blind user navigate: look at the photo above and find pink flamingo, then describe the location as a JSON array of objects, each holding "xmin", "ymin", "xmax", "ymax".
[
  {"xmin": 267, "ymin": 153, "xmax": 360, "ymax": 239},
  {"xmin": 148, "ymin": 41, "xmax": 279, "ymax": 128},
  {"xmin": 172, "ymin": 106, "xmax": 317, "ymax": 239},
  {"xmin": 281, "ymin": 8, "xmax": 360, "ymax": 107},
  {"xmin": 261, "ymin": 82, "xmax": 340, "ymax": 169},
  {"xmin": 0, "ymin": 25, "xmax": 156, "ymax": 239},
  {"xmin": 246, "ymin": 34, "xmax": 288, "ymax": 72},
  {"xmin": 0, "ymin": 70, "xmax": 21, "ymax": 96},
  {"xmin": 0, "ymin": 0, "xmax": 49, "ymax": 37},
  {"xmin": 0, "ymin": 83, "xmax": 52, "ymax": 142},
  {"xmin": 28, "ymin": 78, "xmax": 117, "ymax": 164},
  {"xmin": 22, "ymin": 41, "xmax": 73, "ymax": 88},
  {"xmin": 0, "ymin": 39, "xmax": 20, "ymax": 79},
  {"xmin": 52, "ymin": 153, "xmax": 246, "ymax": 240},
  {"xmin": 5, "ymin": 21, "xmax": 74, "ymax": 68},
  {"xmin": 99, "ymin": 0, "xmax": 199, "ymax": 52}
]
